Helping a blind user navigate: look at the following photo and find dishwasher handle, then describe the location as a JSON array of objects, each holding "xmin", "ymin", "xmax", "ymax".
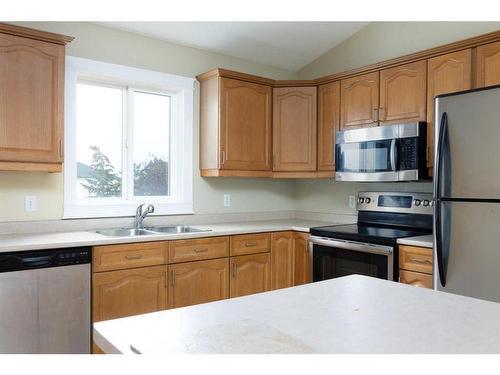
[{"xmin": 20, "ymin": 255, "xmax": 53, "ymax": 268}]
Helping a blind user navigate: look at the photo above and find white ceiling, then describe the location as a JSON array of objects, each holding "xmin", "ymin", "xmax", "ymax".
[{"xmin": 99, "ymin": 22, "xmax": 369, "ymax": 71}]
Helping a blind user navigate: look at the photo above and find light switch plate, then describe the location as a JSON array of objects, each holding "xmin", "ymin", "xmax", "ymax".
[
  {"xmin": 348, "ymin": 195, "xmax": 356, "ymax": 209},
  {"xmin": 223, "ymin": 194, "xmax": 231, "ymax": 207},
  {"xmin": 25, "ymin": 195, "xmax": 37, "ymax": 212}
]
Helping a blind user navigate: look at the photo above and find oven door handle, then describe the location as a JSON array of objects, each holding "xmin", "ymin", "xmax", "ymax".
[{"xmin": 309, "ymin": 236, "xmax": 393, "ymax": 256}]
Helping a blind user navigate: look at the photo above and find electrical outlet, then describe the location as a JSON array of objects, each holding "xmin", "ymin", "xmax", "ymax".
[
  {"xmin": 223, "ymin": 194, "xmax": 231, "ymax": 207},
  {"xmin": 25, "ymin": 196, "xmax": 37, "ymax": 212},
  {"xmin": 348, "ymin": 195, "xmax": 356, "ymax": 209}
]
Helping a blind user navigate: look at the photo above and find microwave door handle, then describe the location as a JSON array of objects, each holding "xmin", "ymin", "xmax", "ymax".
[{"xmin": 390, "ymin": 138, "xmax": 397, "ymax": 171}]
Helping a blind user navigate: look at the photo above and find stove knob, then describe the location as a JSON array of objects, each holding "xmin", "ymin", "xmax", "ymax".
[
  {"xmin": 414, "ymin": 199, "xmax": 422, "ymax": 206},
  {"xmin": 365, "ymin": 197, "xmax": 371, "ymax": 204},
  {"xmin": 358, "ymin": 197, "xmax": 365, "ymax": 204},
  {"xmin": 423, "ymin": 200, "xmax": 430, "ymax": 207}
]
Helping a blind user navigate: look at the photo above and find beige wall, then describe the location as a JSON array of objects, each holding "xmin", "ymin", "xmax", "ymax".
[
  {"xmin": 299, "ymin": 22, "xmax": 500, "ymax": 79},
  {"xmin": 0, "ymin": 22, "xmax": 297, "ymax": 222}
]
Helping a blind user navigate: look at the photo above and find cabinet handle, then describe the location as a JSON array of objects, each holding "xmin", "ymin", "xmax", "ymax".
[
  {"xmin": 372, "ymin": 108, "xmax": 379, "ymax": 121},
  {"xmin": 220, "ymin": 150, "xmax": 225, "ymax": 165},
  {"xmin": 379, "ymin": 107, "xmax": 385, "ymax": 121},
  {"xmin": 170, "ymin": 270, "xmax": 175, "ymax": 287},
  {"xmin": 125, "ymin": 254, "xmax": 143, "ymax": 260},
  {"xmin": 409, "ymin": 258, "xmax": 432, "ymax": 265},
  {"xmin": 231, "ymin": 262, "xmax": 236, "ymax": 278},
  {"xmin": 59, "ymin": 139, "xmax": 63, "ymax": 158},
  {"xmin": 245, "ymin": 242, "xmax": 258, "ymax": 247},
  {"xmin": 165, "ymin": 270, "xmax": 168, "ymax": 288},
  {"xmin": 193, "ymin": 248, "xmax": 209, "ymax": 253}
]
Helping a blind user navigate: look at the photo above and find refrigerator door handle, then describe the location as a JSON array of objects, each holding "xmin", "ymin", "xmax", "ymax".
[{"xmin": 434, "ymin": 111, "xmax": 448, "ymax": 287}]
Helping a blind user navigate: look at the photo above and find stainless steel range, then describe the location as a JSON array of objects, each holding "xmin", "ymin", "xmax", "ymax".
[{"xmin": 310, "ymin": 192, "xmax": 433, "ymax": 283}]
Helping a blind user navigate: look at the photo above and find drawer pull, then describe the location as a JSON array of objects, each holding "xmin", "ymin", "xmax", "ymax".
[
  {"xmin": 125, "ymin": 254, "xmax": 143, "ymax": 260},
  {"xmin": 245, "ymin": 242, "xmax": 258, "ymax": 247},
  {"xmin": 409, "ymin": 258, "xmax": 432, "ymax": 265},
  {"xmin": 193, "ymin": 248, "xmax": 209, "ymax": 253}
]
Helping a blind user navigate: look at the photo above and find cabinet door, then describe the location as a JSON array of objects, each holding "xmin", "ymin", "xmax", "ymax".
[
  {"xmin": 271, "ymin": 231, "xmax": 294, "ymax": 290},
  {"xmin": 0, "ymin": 32, "xmax": 64, "ymax": 163},
  {"xmin": 340, "ymin": 72, "xmax": 379, "ymax": 130},
  {"xmin": 399, "ymin": 270, "xmax": 433, "ymax": 289},
  {"xmin": 92, "ymin": 266, "xmax": 167, "ymax": 322},
  {"xmin": 168, "ymin": 258, "xmax": 229, "ymax": 309},
  {"xmin": 293, "ymin": 232, "xmax": 311, "ymax": 286},
  {"xmin": 219, "ymin": 77, "xmax": 272, "ymax": 171},
  {"xmin": 427, "ymin": 50, "xmax": 472, "ymax": 172},
  {"xmin": 230, "ymin": 253, "xmax": 271, "ymax": 298},
  {"xmin": 318, "ymin": 81, "xmax": 340, "ymax": 171},
  {"xmin": 273, "ymin": 87, "xmax": 317, "ymax": 171},
  {"xmin": 476, "ymin": 41, "xmax": 500, "ymax": 88},
  {"xmin": 379, "ymin": 61, "xmax": 427, "ymax": 124}
]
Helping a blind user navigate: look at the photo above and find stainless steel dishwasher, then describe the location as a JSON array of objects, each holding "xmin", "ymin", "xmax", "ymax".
[{"xmin": 0, "ymin": 247, "xmax": 91, "ymax": 353}]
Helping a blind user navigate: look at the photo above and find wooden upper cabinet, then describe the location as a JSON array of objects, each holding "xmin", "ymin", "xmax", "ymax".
[
  {"xmin": 427, "ymin": 50, "xmax": 472, "ymax": 170},
  {"xmin": 219, "ymin": 78, "xmax": 272, "ymax": 171},
  {"xmin": 273, "ymin": 86, "xmax": 317, "ymax": 172},
  {"xmin": 229, "ymin": 253, "xmax": 271, "ymax": 298},
  {"xmin": 293, "ymin": 232, "xmax": 311, "ymax": 286},
  {"xmin": 92, "ymin": 265, "xmax": 167, "ymax": 322},
  {"xmin": 199, "ymin": 71, "xmax": 272, "ymax": 177},
  {"xmin": 340, "ymin": 72, "xmax": 379, "ymax": 130},
  {"xmin": 317, "ymin": 81, "xmax": 340, "ymax": 171},
  {"xmin": 168, "ymin": 258, "xmax": 229, "ymax": 309},
  {"xmin": 379, "ymin": 60, "xmax": 427, "ymax": 124},
  {"xmin": 270, "ymin": 231, "xmax": 294, "ymax": 290},
  {"xmin": 0, "ymin": 25, "xmax": 72, "ymax": 172},
  {"xmin": 476, "ymin": 41, "xmax": 500, "ymax": 88}
]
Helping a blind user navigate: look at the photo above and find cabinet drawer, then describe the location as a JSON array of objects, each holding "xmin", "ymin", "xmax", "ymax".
[
  {"xmin": 169, "ymin": 236, "xmax": 229, "ymax": 264},
  {"xmin": 399, "ymin": 245, "xmax": 433, "ymax": 274},
  {"xmin": 399, "ymin": 269, "xmax": 433, "ymax": 289},
  {"xmin": 93, "ymin": 242, "xmax": 168, "ymax": 272},
  {"xmin": 230, "ymin": 233, "xmax": 270, "ymax": 256}
]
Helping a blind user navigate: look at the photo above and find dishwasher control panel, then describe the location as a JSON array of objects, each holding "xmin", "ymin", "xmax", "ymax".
[{"xmin": 56, "ymin": 248, "xmax": 91, "ymax": 266}]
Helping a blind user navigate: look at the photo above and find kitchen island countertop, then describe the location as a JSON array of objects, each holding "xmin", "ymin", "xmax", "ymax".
[{"xmin": 94, "ymin": 275, "xmax": 500, "ymax": 354}]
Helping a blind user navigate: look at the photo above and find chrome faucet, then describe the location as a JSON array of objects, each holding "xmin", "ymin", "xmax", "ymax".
[{"xmin": 135, "ymin": 203, "xmax": 155, "ymax": 228}]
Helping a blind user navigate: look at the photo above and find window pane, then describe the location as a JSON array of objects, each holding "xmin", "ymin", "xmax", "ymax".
[
  {"xmin": 76, "ymin": 83, "xmax": 123, "ymax": 198},
  {"xmin": 133, "ymin": 91, "xmax": 170, "ymax": 197}
]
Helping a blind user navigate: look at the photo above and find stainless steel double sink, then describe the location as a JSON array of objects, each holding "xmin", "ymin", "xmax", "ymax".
[{"xmin": 95, "ymin": 226, "xmax": 211, "ymax": 237}]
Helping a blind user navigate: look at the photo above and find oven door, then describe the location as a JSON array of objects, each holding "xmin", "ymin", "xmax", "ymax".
[
  {"xmin": 335, "ymin": 127, "xmax": 398, "ymax": 182},
  {"xmin": 310, "ymin": 236, "xmax": 394, "ymax": 282}
]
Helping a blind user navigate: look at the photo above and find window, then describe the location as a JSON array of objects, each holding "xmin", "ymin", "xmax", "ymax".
[{"xmin": 64, "ymin": 57, "xmax": 194, "ymax": 218}]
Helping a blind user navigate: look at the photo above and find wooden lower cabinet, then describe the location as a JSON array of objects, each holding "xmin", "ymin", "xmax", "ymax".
[
  {"xmin": 230, "ymin": 253, "xmax": 271, "ymax": 298},
  {"xmin": 399, "ymin": 269, "xmax": 433, "ymax": 289},
  {"xmin": 92, "ymin": 265, "xmax": 167, "ymax": 322},
  {"xmin": 168, "ymin": 258, "xmax": 229, "ymax": 309},
  {"xmin": 271, "ymin": 231, "xmax": 294, "ymax": 290},
  {"xmin": 293, "ymin": 232, "xmax": 312, "ymax": 286}
]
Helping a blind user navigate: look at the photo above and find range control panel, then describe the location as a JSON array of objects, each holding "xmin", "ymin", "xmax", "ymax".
[{"xmin": 357, "ymin": 192, "xmax": 433, "ymax": 215}]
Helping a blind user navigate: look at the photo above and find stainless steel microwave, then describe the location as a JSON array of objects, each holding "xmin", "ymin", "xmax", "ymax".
[{"xmin": 335, "ymin": 122, "xmax": 428, "ymax": 182}]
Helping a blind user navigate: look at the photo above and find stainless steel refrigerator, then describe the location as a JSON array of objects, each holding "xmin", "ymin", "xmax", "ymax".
[{"xmin": 434, "ymin": 85, "xmax": 500, "ymax": 303}]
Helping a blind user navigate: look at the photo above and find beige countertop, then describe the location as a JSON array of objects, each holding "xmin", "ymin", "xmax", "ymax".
[
  {"xmin": 397, "ymin": 234, "xmax": 433, "ymax": 248},
  {"xmin": 0, "ymin": 219, "xmax": 344, "ymax": 253},
  {"xmin": 94, "ymin": 275, "xmax": 500, "ymax": 354}
]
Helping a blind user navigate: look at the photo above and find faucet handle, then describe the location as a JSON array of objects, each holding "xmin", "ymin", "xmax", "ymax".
[{"xmin": 146, "ymin": 204, "xmax": 155, "ymax": 214}]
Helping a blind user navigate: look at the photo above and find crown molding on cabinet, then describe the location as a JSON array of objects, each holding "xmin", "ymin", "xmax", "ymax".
[
  {"xmin": 197, "ymin": 29, "xmax": 500, "ymax": 87},
  {"xmin": 0, "ymin": 22, "xmax": 74, "ymax": 45}
]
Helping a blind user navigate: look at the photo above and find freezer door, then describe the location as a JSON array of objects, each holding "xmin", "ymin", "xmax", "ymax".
[
  {"xmin": 435, "ymin": 87, "xmax": 500, "ymax": 199},
  {"xmin": 434, "ymin": 201, "xmax": 500, "ymax": 303}
]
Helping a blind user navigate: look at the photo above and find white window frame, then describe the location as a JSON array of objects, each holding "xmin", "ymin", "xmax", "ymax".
[{"xmin": 64, "ymin": 56, "xmax": 194, "ymax": 219}]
